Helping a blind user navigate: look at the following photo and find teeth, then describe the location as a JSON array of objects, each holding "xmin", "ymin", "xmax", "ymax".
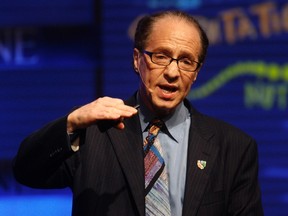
[{"xmin": 163, "ymin": 89, "xmax": 172, "ymax": 93}]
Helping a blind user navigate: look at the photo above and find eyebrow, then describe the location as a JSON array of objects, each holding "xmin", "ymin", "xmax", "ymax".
[
  {"xmin": 153, "ymin": 48, "xmax": 197, "ymax": 60},
  {"xmin": 152, "ymin": 47, "xmax": 173, "ymax": 55}
]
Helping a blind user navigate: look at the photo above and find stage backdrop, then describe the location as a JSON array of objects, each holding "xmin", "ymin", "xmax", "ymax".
[
  {"xmin": 0, "ymin": 0, "xmax": 100, "ymax": 215},
  {"xmin": 0, "ymin": 0, "xmax": 287, "ymax": 215}
]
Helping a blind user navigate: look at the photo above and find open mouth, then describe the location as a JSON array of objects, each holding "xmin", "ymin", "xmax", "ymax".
[{"xmin": 159, "ymin": 85, "xmax": 177, "ymax": 94}]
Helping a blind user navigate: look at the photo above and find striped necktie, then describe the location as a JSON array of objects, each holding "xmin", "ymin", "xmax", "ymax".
[{"xmin": 144, "ymin": 119, "xmax": 171, "ymax": 216}]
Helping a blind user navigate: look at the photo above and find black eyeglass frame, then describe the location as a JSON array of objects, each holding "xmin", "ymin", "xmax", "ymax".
[{"xmin": 143, "ymin": 50, "xmax": 201, "ymax": 72}]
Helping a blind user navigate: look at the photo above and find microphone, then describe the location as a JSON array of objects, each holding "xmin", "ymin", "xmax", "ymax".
[{"xmin": 137, "ymin": 68, "xmax": 153, "ymax": 93}]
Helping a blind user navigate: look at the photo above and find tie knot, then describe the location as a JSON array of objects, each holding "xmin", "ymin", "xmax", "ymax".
[
  {"xmin": 144, "ymin": 118, "xmax": 164, "ymax": 155},
  {"xmin": 148, "ymin": 118, "xmax": 163, "ymax": 134}
]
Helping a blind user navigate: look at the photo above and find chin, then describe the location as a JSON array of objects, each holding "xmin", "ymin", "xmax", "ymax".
[{"xmin": 152, "ymin": 100, "xmax": 179, "ymax": 116}]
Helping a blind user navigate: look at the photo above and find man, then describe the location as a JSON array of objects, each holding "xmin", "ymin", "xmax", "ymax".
[{"xmin": 13, "ymin": 11, "xmax": 263, "ymax": 215}]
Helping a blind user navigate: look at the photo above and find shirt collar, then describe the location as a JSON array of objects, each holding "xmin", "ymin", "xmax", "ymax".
[{"xmin": 137, "ymin": 93, "xmax": 190, "ymax": 143}]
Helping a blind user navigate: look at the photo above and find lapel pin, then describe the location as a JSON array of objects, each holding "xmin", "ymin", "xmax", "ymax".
[{"xmin": 197, "ymin": 160, "xmax": 207, "ymax": 170}]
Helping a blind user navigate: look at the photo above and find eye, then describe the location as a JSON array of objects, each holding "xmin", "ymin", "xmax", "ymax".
[
  {"xmin": 180, "ymin": 58, "xmax": 193, "ymax": 65},
  {"xmin": 154, "ymin": 53, "xmax": 170, "ymax": 60}
]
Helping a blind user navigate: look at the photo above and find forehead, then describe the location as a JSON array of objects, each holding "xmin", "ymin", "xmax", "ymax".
[{"xmin": 146, "ymin": 16, "xmax": 201, "ymax": 56}]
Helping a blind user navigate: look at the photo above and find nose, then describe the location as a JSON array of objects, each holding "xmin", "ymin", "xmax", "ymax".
[{"xmin": 163, "ymin": 60, "xmax": 180, "ymax": 80}]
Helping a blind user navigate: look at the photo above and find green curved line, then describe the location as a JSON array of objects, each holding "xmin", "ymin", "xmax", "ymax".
[{"xmin": 188, "ymin": 61, "xmax": 288, "ymax": 100}]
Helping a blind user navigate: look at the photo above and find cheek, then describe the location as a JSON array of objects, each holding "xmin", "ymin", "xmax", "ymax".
[
  {"xmin": 181, "ymin": 73, "xmax": 196, "ymax": 89},
  {"xmin": 141, "ymin": 67, "xmax": 162, "ymax": 85}
]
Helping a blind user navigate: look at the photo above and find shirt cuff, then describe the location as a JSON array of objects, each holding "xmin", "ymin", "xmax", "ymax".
[{"xmin": 67, "ymin": 131, "xmax": 80, "ymax": 152}]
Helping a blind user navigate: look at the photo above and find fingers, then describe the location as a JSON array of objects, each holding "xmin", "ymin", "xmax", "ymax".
[
  {"xmin": 93, "ymin": 97, "xmax": 137, "ymax": 119},
  {"xmin": 67, "ymin": 97, "xmax": 138, "ymax": 132},
  {"xmin": 115, "ymin": 121, "xmax": 125, "ymax": 130}
]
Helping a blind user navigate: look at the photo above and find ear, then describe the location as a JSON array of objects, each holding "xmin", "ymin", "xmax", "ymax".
[
  {"xmin": 192, "ymin": 62, "xmax": 203, "ymax": 82},
  {"xmin": 192, "ymin": 69, "xmax": 200, "ymax": 83},
  {"xmin": 193, "ymin": 72, "xmax": 198, "ymax": 82},
  {"xmin": 133, "ymin": 48, "xmax": 140, "ymax": 73}
]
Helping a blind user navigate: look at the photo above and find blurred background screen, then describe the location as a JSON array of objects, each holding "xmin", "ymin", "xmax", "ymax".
[{"xmin": 0, "ymin": 0, "xmax": 287, "ymax": 215}]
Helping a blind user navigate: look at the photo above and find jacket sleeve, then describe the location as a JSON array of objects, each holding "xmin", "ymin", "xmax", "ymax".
[{"xmin": 12, "ymin": 116, "xmax": 78, "ymax": 189}]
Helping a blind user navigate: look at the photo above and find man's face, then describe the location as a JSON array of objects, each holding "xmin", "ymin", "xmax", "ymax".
[{"xmin": 133, "ymin": 16, "xmax": 202, "ymax": 116}]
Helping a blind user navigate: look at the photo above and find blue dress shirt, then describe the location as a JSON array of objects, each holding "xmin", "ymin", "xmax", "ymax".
[{"xmin": 138, "ymin": 99, "xmax": 191, "ymax": 216}]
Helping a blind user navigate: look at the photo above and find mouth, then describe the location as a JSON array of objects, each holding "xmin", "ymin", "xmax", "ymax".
[
  {"xmin": 160, "ymin": 84, "xmax": 177, "ymax": 91},
  {"xmin": 158, "ymin": 84, "xmax": 178, "ymax": 96}
]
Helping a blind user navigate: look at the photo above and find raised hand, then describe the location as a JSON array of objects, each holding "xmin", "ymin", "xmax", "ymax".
[{"xmin": 67, "ymin": 97, "xmax": 138, "ymax": 132}]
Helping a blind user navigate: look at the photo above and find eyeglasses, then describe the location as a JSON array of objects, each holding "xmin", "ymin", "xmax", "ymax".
[{"xmin": 143, "ymin": 50, "xmax": 201, "ymax": 72}]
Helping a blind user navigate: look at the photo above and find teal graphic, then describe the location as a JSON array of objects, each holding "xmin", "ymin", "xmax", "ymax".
[{"xmin": 188, "ymin": 61, "xmax": 288, "ymax": 110}]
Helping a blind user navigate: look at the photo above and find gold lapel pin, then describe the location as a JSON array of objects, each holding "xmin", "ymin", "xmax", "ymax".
[{"xmin": 197, "ymin": 160, "xmax": 207, "ymax": 170}]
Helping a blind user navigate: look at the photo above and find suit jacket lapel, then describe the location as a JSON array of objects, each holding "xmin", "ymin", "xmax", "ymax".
[
  {"xmin": 106, "ymin": 96, "xmax": 145, "ymax": 216},
  {"xmin": 182, "ymin": 105, "xmax": 219, "ymax": 216},
  {"xmin": 103, "ymin": 95, "xmax": 219, "ymax": 216}
]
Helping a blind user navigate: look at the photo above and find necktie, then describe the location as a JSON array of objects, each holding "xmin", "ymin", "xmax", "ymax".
[{"xmin": 144, "ymin": 119, "xmax": 171, "ymax": 216}]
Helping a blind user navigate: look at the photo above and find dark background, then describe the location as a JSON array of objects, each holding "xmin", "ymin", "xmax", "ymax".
[{"xmin": 0, "ymin": 0, "xmax": 287, "ymax": 215}]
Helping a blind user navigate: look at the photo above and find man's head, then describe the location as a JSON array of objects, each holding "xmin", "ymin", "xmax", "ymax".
[
  {"xmin": 134, "ymin": 11, "xmax": 209, "ymax": 64},
  {"xmin": 133, "ymin": 10, "xmax": 209, "ymax": 116}
]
